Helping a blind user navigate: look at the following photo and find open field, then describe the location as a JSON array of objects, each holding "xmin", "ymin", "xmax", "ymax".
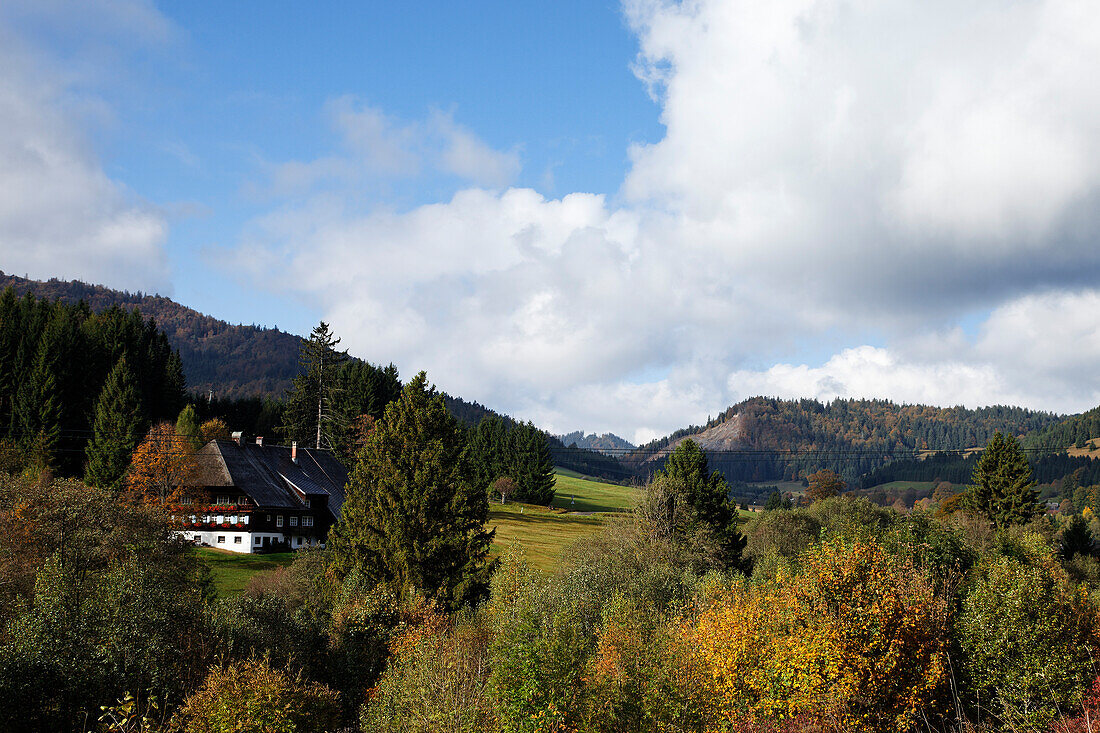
[
  {"xmin": 551, "ymin": 471, "xmax": 639, "ymax": 512},
  {"xmin": 1068, "ymin": 438, "xmax": 1100, "ymax": 459},
  {"xmin": 194, "ymin": 547, "xmax": 295, "ymax": 597},
  {"xmin": 488, "ymin": 503, "xmax": 608, "ymax": 571}
]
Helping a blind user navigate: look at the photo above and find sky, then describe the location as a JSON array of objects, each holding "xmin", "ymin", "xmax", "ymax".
[{"xmin": 3, "ymin": 0, "xmax": 1100, "ymax": 445}]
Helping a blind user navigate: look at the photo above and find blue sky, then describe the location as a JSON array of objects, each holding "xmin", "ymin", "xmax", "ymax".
[
  {"xmin": 4, "ymin": 0, "xmax": 1100, "ymax": 442},
  {"xmin": 74, "ymin": 1, "xmax": 663, "ymax": 335}
]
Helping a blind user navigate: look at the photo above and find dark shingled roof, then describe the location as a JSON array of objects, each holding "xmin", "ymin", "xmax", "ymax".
[{"xmin": 192, "ymin": 439, "xmax": 349, "ymax": 518}]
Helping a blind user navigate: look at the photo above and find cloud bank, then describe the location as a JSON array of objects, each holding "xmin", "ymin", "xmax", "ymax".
[
  {"xmin": 237, "ymin": 0, "xmax": 1100, "ymax": 440},
  {"xmin": 0, "ymin": 1, "xmax": 172, "ymax": 292}
]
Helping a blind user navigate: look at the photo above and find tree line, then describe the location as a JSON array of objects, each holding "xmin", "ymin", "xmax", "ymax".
[{"xmin": 0, "ymin": 288, "xmax": 185, "ymax": 479}]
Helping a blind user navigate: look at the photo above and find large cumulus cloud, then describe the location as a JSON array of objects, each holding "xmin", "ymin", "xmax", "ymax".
[{"xmin": 236, "ymin": 0, "xmax": 1100, "ymax": 440}]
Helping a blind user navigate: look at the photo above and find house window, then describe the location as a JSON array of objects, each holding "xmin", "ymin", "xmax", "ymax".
[
  {"xmin": 217, "ymin": 495, "xmax": 228, "ymax": 505},
  {"xmin": 217, "ymin": 536, "xmax": 225, "ymax": 544},
  {"xmin": 234, "ymin": 536, "xmax": 242, "ymax": 544},
  {"xmin": 239, "ymin": 495, "xmax": 248, "ymax": 504},
  {"xmin": 255, "ymin": 537, "xmax": 262, "ymax": 545},
  {"xmin": 302, "ymin": 516, "xmax": 314, "ymax": 527},
  {"xmin": 276, "ymin": 515, "xmax": 284, "ymax": 528},
  {"xmin": 181, "ymin": 497, "xmax": 193, "ymax": 505},
  {"xmin": 289, "ymin": 516, "xmax": 298, "ymax": 527}
]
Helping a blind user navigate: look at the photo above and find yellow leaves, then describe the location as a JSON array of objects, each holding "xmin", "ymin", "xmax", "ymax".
[
  {"xmin": 125, "ymin": 422, "xmax": 197, "ymax": 506},
  {"xmin": 689, "ymin": 538, "xmax": 951, "ymax": 732}
]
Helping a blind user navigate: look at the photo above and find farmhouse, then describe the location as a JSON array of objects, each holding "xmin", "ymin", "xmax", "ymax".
[{"xmin": 174, "ymin": 435, "xmax": 348, "ymax": 554}]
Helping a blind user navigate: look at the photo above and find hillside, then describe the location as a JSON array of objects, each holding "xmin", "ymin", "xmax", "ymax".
[
  {"xmin": 0, "ymin": 271, "xmax": 304, "ymax": 399},
  {"xmin": 624, "ymin": 396, "xmax": 1064, "ymax": 483},
  {"xmin": 1023, "ymin": 405, "xmax": 1100, "ymax": 452},
  {"xmin": 557, "ymin": 430, "xmax": 636, "ymax": 454}
]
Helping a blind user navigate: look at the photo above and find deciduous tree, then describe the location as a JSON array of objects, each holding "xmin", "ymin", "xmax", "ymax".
[
  {"xmin": 126, "ymin": 422, "xmax": 196, "ymax": 504},
  {"xmin": 805, "ymin": 469, "xmax": 845, "ymax": 502}
]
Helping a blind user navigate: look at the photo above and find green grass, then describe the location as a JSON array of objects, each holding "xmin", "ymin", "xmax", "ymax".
[
  {"xmin": 488, "ymin": 503, "xmax": 608, "ymax": 572},
  {"xmin": 488, "ymin": 469, "xmax": 635, "ymax": 570},
  {"xmin": 194, "ymin": 547, "xmax": 295, "ymax": 597},
  {"xmin": 550, "ymin": 471, "xmax": 638, "ymax": 513},
  {"xmin": 193, "ymin": 470, "xmax": 635, "ymax": 594}
]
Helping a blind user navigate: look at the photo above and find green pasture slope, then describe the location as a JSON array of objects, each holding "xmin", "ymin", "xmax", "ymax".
[
  {"xmin": 489, "ymin": 469, "xmax": 638, "ymax": 571},
  {"xmin": 195, "ymin": 469, "xmax": 637, "ymax": 596}
]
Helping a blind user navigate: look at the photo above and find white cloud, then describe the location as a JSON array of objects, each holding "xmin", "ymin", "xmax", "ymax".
[
  {"xmin": 260, "ymin": 99, "xmax": 521, "ymax": 197},
  {"xmin": 234, "ymin": 0, "xmax": 1100, "ymax": 439},
  {"xmin": 0, "ymin": 14, "xmax": 171, "ymax": 292}
]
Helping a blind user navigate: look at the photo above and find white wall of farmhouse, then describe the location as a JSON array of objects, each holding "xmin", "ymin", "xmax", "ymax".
[{"xmin": 178, "ymin": 530, "xmax": 326, "ymax": 554}]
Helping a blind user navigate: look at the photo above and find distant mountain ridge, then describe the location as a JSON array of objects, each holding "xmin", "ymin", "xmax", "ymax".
[
  {"xmin": 557, "ymin": 431, "xmax": 636, "ymax": 454},
  {"xmin": 0, "ymin": 271, "xmax": 304, "ymax": 399},
  {"xmin": 624, "ymin": 396, "xmax": 1064, "ymax": 483}
]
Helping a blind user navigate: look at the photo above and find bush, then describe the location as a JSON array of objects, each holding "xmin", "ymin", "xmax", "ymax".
[
  {"xmin": 360, "ymin": 609, "xmax": 494, "ymax": 732},
  {"xmin": 176, "ymin": 659, "xmax": 340, "ymax": 733},
  {"xmin": 957, "ymin": 537, "xmax": 1097, "ymax": 729},
  {"xmin": 690, "ymin": 537, "xmax": 951, "ymax": 732}
]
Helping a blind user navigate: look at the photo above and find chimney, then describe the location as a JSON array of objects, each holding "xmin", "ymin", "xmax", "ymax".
[
  {"xmin": 231, "ymin": 431, "xmax": 243, "ymax": 445},
  {"xmin": 255, "ymin": 436, "xmax": 264, "ymax": 447},
  {"xmin": 291, "ymin": 441, "xmax": 298, "ymax": 463}
]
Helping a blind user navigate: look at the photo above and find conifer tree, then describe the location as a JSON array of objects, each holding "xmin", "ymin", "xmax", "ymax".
[
  {"xmin": 281, "ymin": 322, "xmax": 348, "ymax": 450},
  {"xmin": 85, "ymin": 357, "xmax": 145, "ymax": 490},
  {"xmin": 655, "ymin": 438, "xmax": 746, "ymax": 570},
  {"xmin": 511, "ymin": 422, "xmax": 555, "ymax": 504},
  {"xmin": 966, "ymin": 431, "xmax": 1040, "ymax": 528},
  {"xmin": 328, "ymin": 372, "xmax": 495, "ymax": 611}
]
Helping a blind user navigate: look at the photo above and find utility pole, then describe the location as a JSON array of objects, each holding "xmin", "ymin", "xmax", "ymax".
[{"xmin": 316, "ymin": 347, "xmax": 323, "ymax": 450}]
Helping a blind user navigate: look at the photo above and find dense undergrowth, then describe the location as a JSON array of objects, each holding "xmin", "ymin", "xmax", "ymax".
[{"xmin": 3, "ymin": 468, "xmax": 1100, "ymax": 733}]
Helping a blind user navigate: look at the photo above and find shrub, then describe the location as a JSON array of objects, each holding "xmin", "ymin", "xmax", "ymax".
[
  {"xmin": 957, "ymin": 537, "xmax": 1097, "ymax": 729},
  {"xmin": 360, "ymin": 610, "xmax": 495, "ymax": 733},
  {"xmin": 690, "ymin": 537, "xmax": 951, "ymax": 732},
  {"xmin": 176, "ymin": 659, "xmax": 340, "ymax": 733}
]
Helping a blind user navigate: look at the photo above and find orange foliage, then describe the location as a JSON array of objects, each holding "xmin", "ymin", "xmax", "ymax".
[
  {"xmin": 126, "ymin": 422, "xmax": 196, "ymax": 505},
  {"xmin": 199, "ymin": 418, "xmax": 230, "ymax": 442},
  {"xmin": 689, "ymin": 539, "xmax": 950, "ymax": 732}
]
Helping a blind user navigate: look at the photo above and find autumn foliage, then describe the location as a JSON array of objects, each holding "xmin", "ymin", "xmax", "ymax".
[
  {"xmin": 689, "ymin": 538, "xmax": 950, "ymax": 732},
  {"xmin": 125, "ymin": 421, "xmax": 197, "ymax": 504}
]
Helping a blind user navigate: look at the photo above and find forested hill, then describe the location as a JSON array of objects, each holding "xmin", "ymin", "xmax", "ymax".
[
  {"xmin": 624, "ymin": 396, "xmax": 1063, "ymax": 483},
  {"xmin": 1023, "ymin": 405, "xmax": 1100, "ymax": 451},
  {"xmin": 0, "ymin": 272, "xmax": 303, "ymax": 399}
]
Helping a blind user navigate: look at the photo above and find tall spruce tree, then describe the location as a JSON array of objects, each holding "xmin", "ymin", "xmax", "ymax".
[
  {"xmin": 655, "ymin": 438, "xmax": 746, "ymax": 570},
  {"xmin": 85, "ymin": 357, "xmax": 145, "ymax": 490},
  {"xmin": 328, "ymin": 372, "xmax": 495, "ymax": 611},
  {"xmin": 511, "ymin": 422, "xmax": 555, "ymax": 504},
  {"xmin": 966, "ymin": 431, "xmax": 1040, "ymax": 528},
  {"xmin": 281, "ymin": 322, "xmax": 349, "ymax": 450}
]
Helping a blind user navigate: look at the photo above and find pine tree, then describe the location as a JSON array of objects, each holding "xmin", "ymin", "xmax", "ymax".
[
  {"xmin": 85, "ymin": 357, "xmax": 145, "ymax": 490},
  {"xmin": 328, "ymin": 372, "xmax": 495, "ymax": 611},
  {"xmin": 281, "ymin": 322, "xmax": 349, "ymax": 450},
  {"xmin": 966, "ymin": 431, "xmax": 1040, "ymax": 528},
  {"xmin": 655, "ymin": 438, "xmax": 746, "ymax": 570},
  {"xmin": 511, "ymin": 422, "xmax": 555, "ymax": 504},
  {"xmin": 1061, "ymin": 514, "xmax": 1094, "ymax": 559}
]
